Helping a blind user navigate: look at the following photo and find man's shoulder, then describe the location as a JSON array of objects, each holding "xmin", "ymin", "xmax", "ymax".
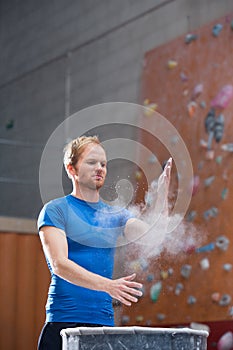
[{"xmin": 43, "ymin": 196, "xmax": 69, "ymax": 210}]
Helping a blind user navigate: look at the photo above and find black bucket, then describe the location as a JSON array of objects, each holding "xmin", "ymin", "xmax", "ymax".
[{"xmin": 61, "ymin": 326, "xmax": 209, "ymax": 349}]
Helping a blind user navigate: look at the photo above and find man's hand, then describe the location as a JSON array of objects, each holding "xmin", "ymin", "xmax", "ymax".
[
  {"xmin": 154, "ymin": 157, "xmax": 172, "ymax": 215},
  {"xmin": 157, "ymin": 157, "xmax": 172, "ymax": 197},
  {"xmin": 105, "ymin": 273, "xmax": 143, "ymax": 306}
]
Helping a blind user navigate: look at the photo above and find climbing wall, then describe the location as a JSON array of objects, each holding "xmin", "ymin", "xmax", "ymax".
[{"xmin": 119, "ymin": 13, "xmax": 233, "ymax": 340}]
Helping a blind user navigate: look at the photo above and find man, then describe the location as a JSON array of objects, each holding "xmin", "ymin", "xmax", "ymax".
[{"xmin": 37, "ymin": 135, "xmax": 172, "ymax": 350}]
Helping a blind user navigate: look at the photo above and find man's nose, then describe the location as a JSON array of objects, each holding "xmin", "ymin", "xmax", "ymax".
[{"xmin": 96, "ymin": 162, "xmax": 102, "ymax": 170}]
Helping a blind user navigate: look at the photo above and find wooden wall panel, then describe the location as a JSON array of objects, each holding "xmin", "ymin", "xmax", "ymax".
[
  {"xmin": 0, "ymin": 232, "xmax": 50, "ymax": 350},
  {"xmin": 0, "ymin": 234, "xmax": 18, "ymax": 349},
  {"xmin": 15, "ymin": 236, "xmax": 38, "ymax": 349},
  {"xmin": 120, "ymin": 13, "xmax": 233, "ymax": 329}
]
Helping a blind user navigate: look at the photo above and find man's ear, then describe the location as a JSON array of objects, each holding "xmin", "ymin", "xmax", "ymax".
[{"xmin": 66, "ymin": 164, "xmax": 77, "ymax": 178}]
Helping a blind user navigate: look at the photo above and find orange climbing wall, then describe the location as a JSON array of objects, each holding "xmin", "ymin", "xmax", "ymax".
[{"xmin": 119, "ymin": 13, "xmax": 233, "ymax": 331}]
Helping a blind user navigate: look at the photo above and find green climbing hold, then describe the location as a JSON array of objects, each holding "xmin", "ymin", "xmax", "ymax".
[
  {"xmin": 215, "ymin": 156, "xmax": 222, "ymax": 164},
  {"xmin": 221, "ymin": 188, "xmax": 228, "ymax": 200},
  {"xmin": 150, "ymin": 282, "xmax": 162, "ymax": 303}
]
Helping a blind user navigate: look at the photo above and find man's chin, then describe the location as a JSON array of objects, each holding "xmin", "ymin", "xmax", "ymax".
[
  {"xmin": 95, "ymin": 182, "xmax": 104, "ymax": 190},
  {"xmin": 91, "ymin": 180, "xmax": 104, "ymax": 190}
]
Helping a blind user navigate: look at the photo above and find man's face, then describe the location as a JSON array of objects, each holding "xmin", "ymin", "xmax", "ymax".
[{"xmin": 74, "ymin": 143, "xmax": 107, "ymax": 190}]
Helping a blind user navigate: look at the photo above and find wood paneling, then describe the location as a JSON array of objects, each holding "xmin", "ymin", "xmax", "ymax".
[{"xmin": 0, "ymin": 232, "xmax": 50, "ymax": 350}]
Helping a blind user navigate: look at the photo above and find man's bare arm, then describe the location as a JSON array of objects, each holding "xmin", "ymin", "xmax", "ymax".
[
  {"xmin": 39, "ymin": 226, "xmax": 142, "ymax": 306},
  {"xmin": 124, "ymin": 158, "xmax": 172, "ymax": 243}
]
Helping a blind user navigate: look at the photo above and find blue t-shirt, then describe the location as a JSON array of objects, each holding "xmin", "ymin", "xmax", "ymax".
[{"xmin": 37, "ymin": 194, "xmax": 133, "ymax": 325}]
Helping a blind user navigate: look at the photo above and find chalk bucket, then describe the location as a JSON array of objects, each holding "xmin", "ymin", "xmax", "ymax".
[{"xmin": 61, "ymin": 326, "xmax": 209, "ymax": 349}]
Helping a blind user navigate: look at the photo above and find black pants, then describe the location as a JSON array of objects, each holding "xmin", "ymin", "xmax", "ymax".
[{"xmin": 38, "ymin": 322, "xmax": 105, "ymax": 350}]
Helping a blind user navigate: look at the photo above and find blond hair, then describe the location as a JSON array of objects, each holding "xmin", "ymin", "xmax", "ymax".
[{"xmin": 63, "ymin": 135, "xmax": 103, "ymax": 168}]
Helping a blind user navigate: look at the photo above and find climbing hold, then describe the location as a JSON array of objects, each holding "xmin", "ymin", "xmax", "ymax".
[
  {"xmin": 121, "ymin": 315, "xmax": 130, "ymax": 325},
  {"xmin": 185, "ymin": 33, "xmax": 198, "ymax": 44},
  {"xmin": 216, "ymin": 236, "xmax": 229, "ymax": 251},
  {"xmin": 221, "ymin": 188, "xmax": 228, "ymax": 200},
  {"xmin": 231, "ymin": 20, "xmax": 233, "ymax": 30},
  {"xmin": 187, "ymin": 295, "xmax": 197, "ymax": 305},
  {"xmin": 135, "ymin": 170, "xmax": 142, "ymax": 180},
  {"xmin": 221, "ymin": 143, "xmax": 233, "ymax": 152},
  {"xmin": 128, "ymin": 259, "xmax": 142, "ymax": 272},
  {"xmin": 203, "ymin": 207, "xmax": 218, "ymax": 221},
  {"xmin": 156, "ymin": 313, "xmax": 166, "ymax": 321},
  {"xmin": 183, "ymin": 88, "xmax": 189, "ymax": 96},
  {"xmin": 200, "ymin": 101, "xmax": 206, "ymax": 109},
  {"xmin": 205, "ymin": 149, "xmax": 215, "ymax": 160},
  {"xmin": 175, "ymin": 283, "xmax": 184, "ymax": 295},
  {"xmin": 148, "ymin": 154, "xmax": 158, "ymax": 164},
  {"xmin": 198, "ymin": 160, "xmax": 204, "ymax": 170},
  {"xmin": 222, "ymin": 170, "xmax": 228, "ymax": 181},
  {"xmin": 160, "ymin": 270, "xmax": 169, "ymax": 280},
  {"xmin": 223, "ymin": 263, "xmax": 232, "ymax": 272},
  {"xmin": 214, "ymin": 114, "xmax": 224, "ymax": 143},
  {"xmin": 147, "ymin": 273, "xmax": 154, "ymax": 282},
  {"xmin": 200, "ymin": 139, "xmax": 208, "ymax": 148},
  {"xmin": 184, "ymin": 243, "xmax": 196, "ymax": 255},
  {"xmin": 144, "ymin": 103, "xmax": 158, "ymax": 116},
  {"xmin": 190, "ymin": 175, "xmax": 200, "ymax": 196},
  {"xmin": 136, "ymin": 315, "xmax": 144, "ymax": 322},
  {"xmin": 168, "ymin": 268, "xmax": 174, "ymax": 276},
  {"xmin": 170, "ymin": 135, "xmax": 179, "ymax": 145},
  {"xmin": 180, "ymin": 72, "xmax": 188, "ymax": 82},
  {"xmin": 192, "ymin": 83, "xmax": 203, "ymax": 100},
  {"xmin": 211, "ymin": 85, "xmax": 233, "ymax": 109},
  {"xmin": 211, "ymin": 292, "xmax": 221, "ymax": 303},
  {"xmin": 129, "ymin": 258, "xmax": 148, "ymax": 272},
  {"xmin": 200, "ymin": 258, "xmax": 210, "ymax": 270},
  {"xmin": 217, "ymin": 331, "xmax": 233, "ymax": 350},
  {"xmin": 143, "ymin": 99, "xmax": 158, "ymax": 116},
  {"xmin": 211, "ymin": 207, "xmax": 218, "ymax": 217},
  {"xmin": 167, "ymin": 59, "xmax": 178, "ymax": 69},
  {"xmin": 219, "ymin": 294, "xmax": 231, "ymax": 306},
  {"xmin": 187, "ymin": 210, "xmax": 197, "ymax": 222},
  {"xmin": 204, "ymin": 108, "xmax": 215, "ymax": 149},
  {"xmin": 212, "ymin": 23, "xmax": 223, "ymax": 37},
  {"xmin": 204, "ymin": 176, "xmax": 215, "ymax": 187},
  {"xmin": 181, "ymin": 264, "xmax": 192, "ymax": 279},
  {"xmin": 139, "ymin": 258, "xmax": 149, "ymax": 271},
  {"xmin": 196, "ymin": 242, "xmax": 215, "ymax": 253},
  {"xmin": 150, "ymin": 282, "xmax": 162, "ymax": 302},
  {"xmin": 187, "ymin": 101, "xmax": 198, "ymax": 117},
  {"xmin": 215, "ymin": 156, "xmax": 223, "ymax": 164}
]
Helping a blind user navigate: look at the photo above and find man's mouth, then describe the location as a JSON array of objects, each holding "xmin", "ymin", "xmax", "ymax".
[{"xmin": 94, "ymin": 174, "xmax": 103, "ymax": 180}]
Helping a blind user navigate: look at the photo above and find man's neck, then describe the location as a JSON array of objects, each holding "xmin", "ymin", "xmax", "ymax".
[{"xmin": 71, "ymin": 186, "xmax": 100, "ymax": 203}]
